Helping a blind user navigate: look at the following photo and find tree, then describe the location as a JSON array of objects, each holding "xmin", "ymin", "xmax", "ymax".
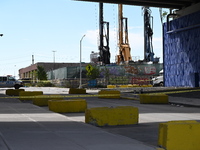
[
  {"xmin": 159, "ymin": 8, "xmax": 169, "ymax": 24},
  {"xmin": 37, "ymin": 66, "xmax": 47, "ymax": 81}
]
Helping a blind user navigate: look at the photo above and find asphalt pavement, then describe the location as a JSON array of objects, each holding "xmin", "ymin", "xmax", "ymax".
[{"xmin": 0, "ymin": 87, "xmax": 200, "ymax": 150}]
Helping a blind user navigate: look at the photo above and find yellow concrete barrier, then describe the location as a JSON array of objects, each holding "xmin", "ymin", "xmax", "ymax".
[
  {"xmin": 85, "ymin": 106, "xmax": 138, "ymax": 126},
  {"xmin": 19, "ymin": 91, "xmax": 43, "ymax": 101},
  {"xmin": 119, "ymin": 85, "xmax": 128, "ymax": 88},
  {"xmin": 107, "ymin": 85, "xmax": 116, "ymax": 88},
  {"xmin": 32, "ymin": 94, "xmax": 64, "ymax": 106},
  {"xmin": 69, "ymin": 88, "xmax": 86, "ymax": 94},
  {"xmin": 139, "ymin": 94, "xmax": 168, "ymax": 104},
  {"xmin": 158, "ymin": 120, "xmax": 200, "ymax": 150},
  {"xmin": 48, "ymin": 99, "xmax": 87, "ymax": 113},
  {"xmin": 98, "ymin": 90, "xmax": 121, "ymax": 99},
  {"xmin": 6, "ymin": 89, "xmax": 25, "ymax": 96}
]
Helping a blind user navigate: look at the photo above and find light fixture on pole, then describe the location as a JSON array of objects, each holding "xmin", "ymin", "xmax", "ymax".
[{"xmin": 79, "ymin": 34, "xmax": 86, "ymax": 89}]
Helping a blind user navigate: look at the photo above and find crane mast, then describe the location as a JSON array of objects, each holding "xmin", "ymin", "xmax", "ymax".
[
  {"xmin": 99, "ymin": 3, "xmax": 110, "ymax": 65},
  {"xmin": 116, "ymin": 4, "xmax": 132, "ymax": 65},
  {"xmin": 143, "ymin": 7, "xmax": 154, "ymax": 62}
]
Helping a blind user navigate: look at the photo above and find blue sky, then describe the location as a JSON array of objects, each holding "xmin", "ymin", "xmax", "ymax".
[{"xmin": 0, "ymin": 0, "xmax": 166, "ymax": 78}]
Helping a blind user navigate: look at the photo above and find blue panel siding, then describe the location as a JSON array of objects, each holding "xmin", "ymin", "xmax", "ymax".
[{"xmin": 164, "ymin": 10, "xmax": 200, "ymax": 87}]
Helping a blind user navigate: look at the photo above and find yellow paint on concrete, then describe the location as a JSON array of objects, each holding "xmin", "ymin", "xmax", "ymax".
[
  {"xmin": 132, "ymin": 84, "xmax": 139, "ymax": 87},
  {"xmin": 32, "ymin": 95, "xmax": 64, "ymax": 106},
  {"xmin": 69, "ymin": 88, "xmax": 86, "ymax": 94},
  {"xmin": 6, "ymin": 89, "xmax": 25, "ymax": 96},
  {"xmin": 19, "ymin": 91, "xmax": 43, "ymax": 101},
  {"xmin": 107, "ymin": 84, "xmax": 152, "ymax": 88},
  {"xmin": 98, "ymin": 90, "xmax": 121, "ymax": 99},
  {"xmin": 48, "ymin": 99, "xmax": 87, "ymax": 113},
  {"xmin": 127, "ymin": 84, "xmax": 134, "ymax": 87},
  {"xmin": 107, "ymin": 85, "xmax": 116, "ymax": 88},
  {"xmin": 139, "ymin": 94, "xmax": 168, "ymax": 104},
  {"xmin": 158, "ymin": 120, "xmax": 200, "ymax": 150},
  {"xmin": 85, "ymin": 106, "xmax": 138, "ymax": 126},
  {"xmin": 141, "ymin": 84, "xmax": 153, "ymax": 87}
]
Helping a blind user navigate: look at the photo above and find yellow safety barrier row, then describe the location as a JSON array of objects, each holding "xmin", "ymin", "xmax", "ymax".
[
  {"xmin": 33, "ymin": 94, "xmax": 64, "ymax": 106},
  {"xmin": 139, "ymin": 94, "xmax": 168, "ymax": 104},
  {"xmin": 158, "ymin": 120, "xmax": 200, "ymax": 150},
  {"xmin": 146, "ymin": 88, "xmax": 200, "ymax": 95},
  {"xmin": 107, "ymin": 84, "xmax": 153, "ymax": 88},
  {"xmin": 48, "ymin": 99, "xmax": 87, "ymax": 113},
  {"xmin": 2, "ymin": 88, "xmax": 200, "ymax": 100},
  {"xmin": 0, "ymin": 94, "xmax": 122, "ymax": 99},
  {"xmin": 85, "ymin": 106, "xmax": 138, "ymax": 126}
]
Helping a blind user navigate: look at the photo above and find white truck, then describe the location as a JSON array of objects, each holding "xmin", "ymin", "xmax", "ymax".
[
  {"xmin": 0, "ymin": 76, "xmax": 23, "ymax": 89},
  {"xmin": 152, "ymin": 69, "xmax": 163, "ymax": 86}
]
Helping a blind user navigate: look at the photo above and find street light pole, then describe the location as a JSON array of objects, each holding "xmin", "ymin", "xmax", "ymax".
[
  {"xmin": 79, "ymin": 34, "xmax": 86, "ymax": 89},
  {"xmin": 52, "ymin": 50, "xmax": 56, "ymax": 63},
  {"xmin": 52, "ymin": 50, "xmax": 56, "ymax": 79},
  {"xmin": 52, "ymin": 50, "xmax": 56, "ymax": 69}
]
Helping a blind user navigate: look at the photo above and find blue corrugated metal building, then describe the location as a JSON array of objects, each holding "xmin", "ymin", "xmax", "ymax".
[{"xmin": 164, "ymin": 9, "xmax": 200, "ymax": 87}]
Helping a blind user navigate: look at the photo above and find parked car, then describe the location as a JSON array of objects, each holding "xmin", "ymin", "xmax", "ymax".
[
  {"xmin": 0, "ymin": 75, "xmax": 23, "ymax": 89},
  {"xmin": 152, "ymin": 69, "xmax": 163, "ymax": 86}
]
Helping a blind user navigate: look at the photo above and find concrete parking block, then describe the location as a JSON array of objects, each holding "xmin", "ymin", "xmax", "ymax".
[
  {"xmin": 139, "ymin": 94, "xmax": 168, "ymax": 104},
  {"xmin": 98, "ymin": 90, "xmax": 121, "ymax": 99},
  {"xmin": 158, "ymin": 120, "xmax": 200, "ymax": 150},
  {"xmin": 48, "ymin": 99, "xmax": 87, "ymax": 113},
  {"xmin": 19, "ymin": 91, "xmax": 43, "ymax": 101},
  {"xmin": 85, "ymin": 106, "xmax": 138, "ymax": 126},
  {"xmin": 33, "ymin": 94, "xmax": 64, "ymax": 106}
]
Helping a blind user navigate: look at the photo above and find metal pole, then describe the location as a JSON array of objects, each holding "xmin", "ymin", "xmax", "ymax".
[
  {"xmin": 79, "ymin": 35, "xmax": 86, "ymax": 89},
  {"xmin": 52, "ymin": 50, "xmax": 56, "ymax": 79},
  {"xmin": 52, "ymin": 51, "xmax": 56, "ymax": 64}
]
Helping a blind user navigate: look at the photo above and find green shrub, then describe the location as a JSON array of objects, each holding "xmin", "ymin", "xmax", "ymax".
[{"xmin": 36, "ymin": 82, "xmax": 55, "ymax": 87}]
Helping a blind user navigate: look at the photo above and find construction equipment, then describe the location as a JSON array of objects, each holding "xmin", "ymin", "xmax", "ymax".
[
  {"xmin": 116, "ymin": 4, "xmax": 132, "ymax": 65},
  {"xmin": 143, "ymin": 7, "xmax": 155, "ymax": 62},
  {"xmin": 98, "ymin": 3, "xmax": 110, "ymax": 65}
]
